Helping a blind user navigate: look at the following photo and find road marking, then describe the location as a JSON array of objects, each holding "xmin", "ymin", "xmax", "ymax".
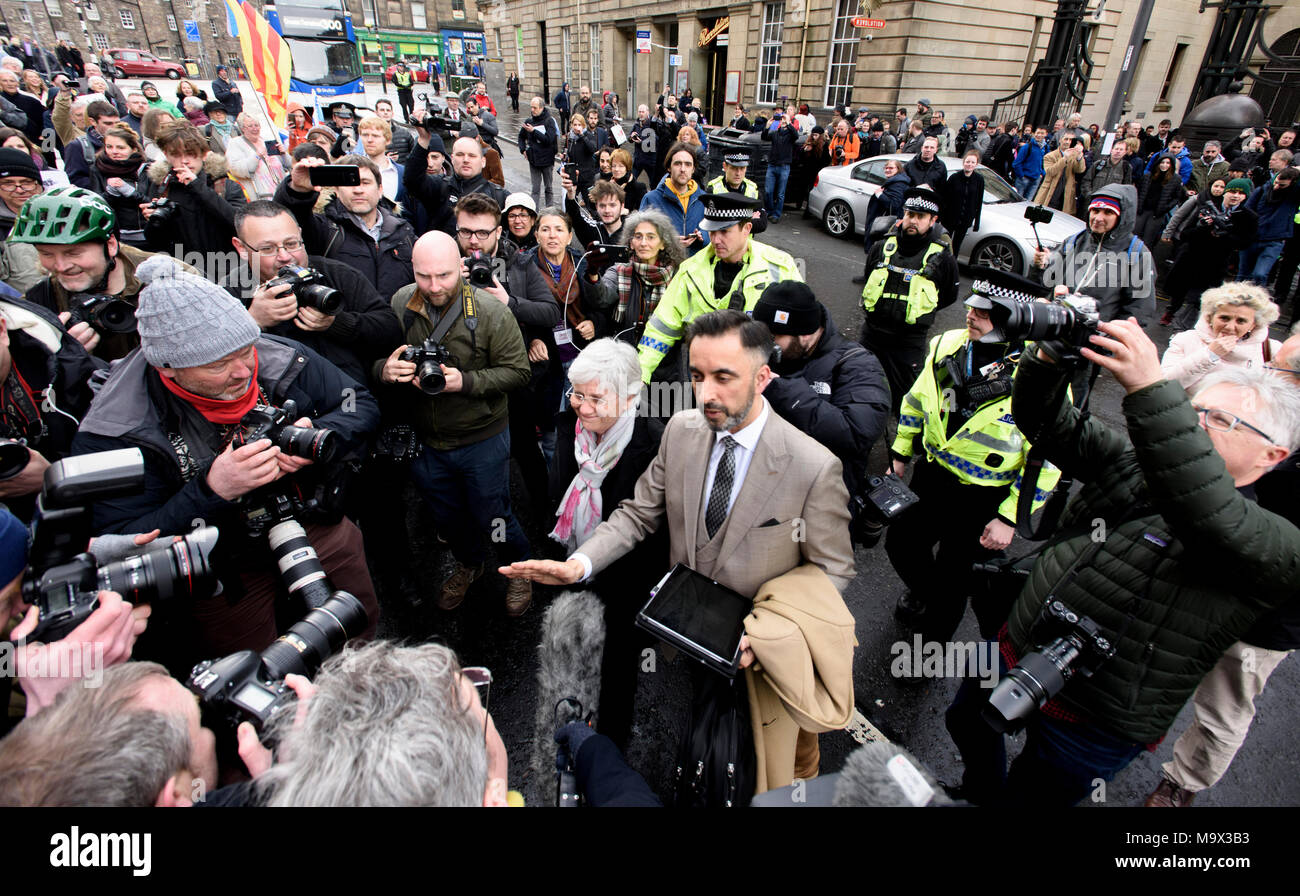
[{"xmin": 844, "ymin": 708, "xmax": 889, "ymax": 745}]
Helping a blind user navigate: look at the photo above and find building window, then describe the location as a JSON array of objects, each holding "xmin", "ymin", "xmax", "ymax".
[
  {"xmin": 125, "ymin": 42, "xmax": 141, "ymax": 50},
  {"xmin": 210, "ymin": 17, "xmax": 219, "ymax": 38},
  {"xmin": 120, "ymin": 9, "xmax": 136, "ymax": 30},
  {"xmin": 167, "ymin": 15, "xmax": 178, "ymax": 32},
  {"xmin": 18, "ymin": 9, "xmax": 31, "ymax": 26},
  {"xmin": 84, "ymin": 1, "xmax": 100, "ymax": 21},
  {"xmin": 45, "ymin": 0, "xmax": 62, "ymax": 18},
  {"xmin": 563, "ymin": 26, "xmax": 572, "ymax": 85},
  {"xmin": 412, "ymin": 5, "xmax": 427, "ymax": 30},
  {"xmin": 825, "ymin": 0, "xmax": 861, "ymax": 109},
  {"xmin": 228, "ymin": 54, "xmax": 241, "ymax": 70},
  {"xmin": 589, "ymin": 24, "xmax": 601, "ymax": 89},
  {"xmin": 93, "ymin": 33, "xmax": 109, "ymax": 52},
  {"xmin": 757, "ymin": 3, "xmax": 784, "ymax": 105},
  {"xmin": 452, "ymin": 0, "xmax": 465, "ymax": 12},
  {"xmin": 1159, "ymin": 43, "xmax": 1189, "ymax": 105}
]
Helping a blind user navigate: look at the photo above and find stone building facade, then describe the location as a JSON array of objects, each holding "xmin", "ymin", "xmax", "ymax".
[{"xmin": 478, "ymin": 0, "xmax": 1300, "ymax": 130}]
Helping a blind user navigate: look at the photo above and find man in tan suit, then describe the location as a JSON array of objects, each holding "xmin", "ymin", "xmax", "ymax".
[{"xmin": 501, "ymin": 310, "xmax": 855, "ymax": 776}]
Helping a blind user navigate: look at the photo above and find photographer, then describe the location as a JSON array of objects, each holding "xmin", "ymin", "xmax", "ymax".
[
  {"xmin": 275, "ymin": 154, "xmax": 415, "ymax": 303},
  {"xmin": 827, "ymin": 119, "xmax": 860, "ymax": 168},
  {"xmin": 752, "ymin": 281, "xmax": 889, "ymax": 502},
  {"xmin": 70, "ymin": 258, "xmax": 381, "ymax": 666},
  {"xmin": 15, "ymin": 186, "xmax": 196, "ymax": 363},
  {"xmin": 139, "ymin": 119, "xmax": 246, "ymax": 260},
  {"xmin": 945, "ymin": 319, "xmax": 1300, "ymax": 807},
  {"xmin": 226, "ymin": 200, "xmax": 403, "ymax": 385},
  {"xmin": 377, "ymin": 232, "xmax": 531, "ymax": 615},
  {"xmin": 1031, "ymin": 185, "xmax": 1155, "ymax": 327},
  {"xmin": 886, "ymin": 273, "xmax": 1059, "ymax": 644},
  {"xmin": 404, "ymin": 126, "xmax": 508, "ymax": 238},
  {"xmin": 1161, "ymin": 179, "xmax": 1258, "ymax": 328},
  {"xmin": 0, "ymin": 297, "xmax": 101, "ymax": 520}
]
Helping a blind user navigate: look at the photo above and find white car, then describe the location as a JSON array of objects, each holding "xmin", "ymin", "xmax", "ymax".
[{"xmin": 806, "ymin": 154, "xmax": 1086, "ymax": 275}]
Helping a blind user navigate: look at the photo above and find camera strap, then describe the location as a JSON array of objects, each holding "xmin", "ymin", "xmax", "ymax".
[{"xmin": 1015, "ymin": 363, "xmax": 1100, "ymax": 541}]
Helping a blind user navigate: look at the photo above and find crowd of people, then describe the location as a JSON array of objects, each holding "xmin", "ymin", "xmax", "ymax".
[{"xmin": 0, "ymin": 60, "xmax": 1297, "ymax": 809}]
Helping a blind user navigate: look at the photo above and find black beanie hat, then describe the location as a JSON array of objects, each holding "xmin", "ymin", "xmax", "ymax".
[
  {"xmin": 0, "ymin": 147, "xmax": 40, "ymax": 183},
  {"xmin": 753, "ymin": 281, "xmax": 821, "ymax": 335}
]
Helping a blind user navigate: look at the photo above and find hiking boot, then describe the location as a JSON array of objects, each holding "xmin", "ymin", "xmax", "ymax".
[
  {"xmin": 504, "ymin": 577, "xmax": 533, "ymax": 616},
  {"xmin": 1143, "ymin": 777, "xmax": 1196, "ymax": 807},
  {"xmin": 439, "ymin": 562, "xmax": 484, "ymax": 610}
]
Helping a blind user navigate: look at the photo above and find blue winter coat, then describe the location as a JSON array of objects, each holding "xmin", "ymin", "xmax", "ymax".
[
  {"xmin": 1245, "ymin": 179, "xmax": 1300, "ymax": 242},
  {"xmin": 640, "ymin": 175, "xmax": 707, "ymax": 255},
  {"xmin": 1012, "ymin": 140, "xmax": 1046, "ymax": 179}
]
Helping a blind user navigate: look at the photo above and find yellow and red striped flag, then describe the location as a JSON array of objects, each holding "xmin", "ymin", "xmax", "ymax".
[{"xmin": 223, "ymin": 0, "xmax": 292, "ymax": 129}]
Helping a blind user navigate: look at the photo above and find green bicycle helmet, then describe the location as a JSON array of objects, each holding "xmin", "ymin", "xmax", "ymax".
[{"xmin": 7, "ymin": 186, "xmax": 117, "ymax": 245}]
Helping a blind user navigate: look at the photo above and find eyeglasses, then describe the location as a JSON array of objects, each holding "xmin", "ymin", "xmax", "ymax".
[
  {"xmin": 1264, "ymin": 365, "xmax": 1300, "ymax": 379},
  {"xmin": 506, "ymin": 211, "xmax": 533, "ymax": 221},
  {"xmin": 457, "ymin": 227, "xmax": 497, "ymax": 241},
  {"xmin": 0, "ymin": 179, "xmax": 39, "ymax": 194},
  {"xmin": 1192, "ymin": 405, "xmax": 1277, "ymax": 445},
  {"xmin": 565, "ymin": 386, "xmax": 611, "ymax": 412},
  {"xmin": 248, "ymin": 238, "xmax": 304, "ymax": 256}
]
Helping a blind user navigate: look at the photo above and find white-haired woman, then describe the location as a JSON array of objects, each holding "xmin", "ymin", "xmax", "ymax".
[
  {"xmin": 550, "ymin": 338, "xmax": 666, "ymax": 751},
  {"xmin": 593, "ymin": 209, "xmax": 684, "ymax": 347},
  {"xmin": 1161, "ymin": 282, "xmax": 1282, "ymax": 392},
  {"xmin": 225, "ymin": 113, "xmax": 286, "ymax": 199}
]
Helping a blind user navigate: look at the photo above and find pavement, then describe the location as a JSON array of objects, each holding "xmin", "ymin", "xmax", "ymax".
[{"xmin": 120, "ymin": 78, "xmax": 1300, "ymax": 808}]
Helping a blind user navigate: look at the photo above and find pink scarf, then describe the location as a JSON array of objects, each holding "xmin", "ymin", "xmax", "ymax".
[{"xmin": 550, "ymin": 400, "xmax": 640, "ymax": 551}]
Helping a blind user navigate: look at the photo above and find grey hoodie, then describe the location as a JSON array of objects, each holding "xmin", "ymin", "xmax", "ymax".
[{"xmin": 1039, "ymin": 183, "xmax": 1155, "ymax": 327}]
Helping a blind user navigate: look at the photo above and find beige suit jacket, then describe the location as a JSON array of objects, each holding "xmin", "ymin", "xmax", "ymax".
[{"xmin": 578, "ymin": 403, "xmax": 856, "ymax": 598}]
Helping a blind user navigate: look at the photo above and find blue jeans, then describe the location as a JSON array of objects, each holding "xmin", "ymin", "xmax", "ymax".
[
  {"xmin": 1239, "ymin": 240, "xmax": 1285, "ymax": 286},
  {"xmin": 945, "ymin": 647, "xmax": 1145, "ymax": 806},
  {"xmin": 1013, "ymin": 174, "xmax": 1041, "ymax": 201},
  {"xmin": 765, "ymin": 163, "xmax": 790, "ymax": 219},
  {"xmin": 409, "ymin": 429, "xmax": 531, "ymax": 568}
]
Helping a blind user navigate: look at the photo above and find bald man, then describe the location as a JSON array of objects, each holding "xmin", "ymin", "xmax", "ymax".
[{"xmin": 376, "ymin": 231, "xmax": 534, "ymax": 614}]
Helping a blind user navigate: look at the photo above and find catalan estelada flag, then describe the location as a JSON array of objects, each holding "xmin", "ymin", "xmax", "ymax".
[{"xmin": 223, "ymin": 0, "xmax": 292, "ymax": 129}]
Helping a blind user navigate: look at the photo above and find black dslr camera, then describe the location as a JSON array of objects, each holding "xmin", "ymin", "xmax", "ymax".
[
  {"xmin": 188, "ymin": 589, "xmax": 368, "ymax": 731},
  {"xmin": 265, "ymin": 264, "xmax": 343, "ymax": 314},
  {"xmin": 981, "ymin": 293, "xmax": 1101, "ymax": 362},
  {"xmin": 20, "ymin": 449, "xmax": 220, "ymax": 643},
  {"xmin": 67, "ymin": 293, "xmax": 137, "ymax": 335},
  {"xmin": 145, "ymin": 195, "xmax": 179, "ymax": 229},
  {"xmin": 848, "ymin": 473, "xmax": 919, "ymax": 547},
  {"xmin": 982, "ymin": 599, "xmax": 1116, "ymax": 733},
  {"xmin": 399, "ymin": 340, "xmax": 456, "ymax": 395},
  {"xmin": 232, "ymin": 399, "xmax": 339, "ymax": 464},
  {"xmin": 0, "ymin": 438, "xmax": 30, "ymax": 480},
  {"xmin": 466, "ymin": 250, "xmax": 495, "ymax": 288}
]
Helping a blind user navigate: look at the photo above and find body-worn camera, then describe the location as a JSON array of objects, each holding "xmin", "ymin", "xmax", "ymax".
[
  {"xmin": 67, "ymin": 293, "xmax": 137, "ymax": 335},
  {"xmin": 232, "ymin": 399, "xmax": 339, "ymax": 464},
  {"xmin": 399, "ymin": 340, "xmax": 456, "ymax": 395},
  {"xmin": 849, "ymin": 473, "xmax": 919, "ymax": 547},
  {"xmin": 21, "ymin": 449, "xmax": 220, "ymax": 643},
  {"xmin": 982, "ymin": 599, "xmax": 1116, "ymax": 733},
  {"xmin": 188, "ymin": 589, "xmax": 368, "ymax": 731},
  {"xmin": 265, "ymin": 265, "xmax": 343, "ymax": 315},
  {"xmin": 981, "ymin": 293, "xmax": 1100, "ymax": 355},
  {"xmin": 466, "ymin": 250, "xmax": 495, "ymax": 288}
]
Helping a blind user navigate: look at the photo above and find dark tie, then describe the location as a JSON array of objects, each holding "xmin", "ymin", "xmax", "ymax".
[{"xmin": 705, "ymin": 436, "xmax": 737, "ymax": 539}]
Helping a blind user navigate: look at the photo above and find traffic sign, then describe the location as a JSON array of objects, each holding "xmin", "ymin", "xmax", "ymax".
[
  {"xmin": 637, "ymin": 30, "xmax": 651, "ymax": 54},
  {"xmin": 183, "ymin": 20, "xmax": 201, "ymax": 43},
  {"xmin": 851, "ymin": 17, "xmax": 886, "ymax": 29}
]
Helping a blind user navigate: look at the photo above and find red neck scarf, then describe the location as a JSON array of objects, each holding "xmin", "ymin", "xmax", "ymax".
[{"xmin": 156, "ymin": 351, "xmax": 261, "ymax": 423}]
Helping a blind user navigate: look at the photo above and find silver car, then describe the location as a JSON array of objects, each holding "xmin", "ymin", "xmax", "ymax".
[{"xmin": 806, "ymin": 153, "xmax": 1086, "ymax": 274}]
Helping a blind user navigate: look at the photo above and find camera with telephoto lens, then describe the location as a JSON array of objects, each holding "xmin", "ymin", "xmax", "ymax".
[
  {"xmin": 0, "ymin": 438, "xmax": 30, "ymax": 480},
  {"xmin": 265, "ymin": 264, "xmax": 343, "ymax": 315},
  {"xmin": 145, "ymin": 195, "xmax": 179, "ymax": 229},
  {"xmin": 67, "ymin": 293, "xmax": 137, "ymax": 335},
  {"xmin": 231, "ymin": 399, "xmax": 339, "ymax": 464},
  {"xmin": 982, "ymin": 599, "xmax": 1116, "ymax": 733},
  {"xmin": 466, "ymin": 250, "xmax": 495, "ymax": 288},
  {"xmin": 1197, "ymin": 204, "xmax": 1232, "ymax": 237},
  {"xmin": 188, "ymin": 589, "xmax": 368, "ymax": 731},
  {"xmin": 981, "ymin": 293, "xmax": 1100, "ymax": 357},
  {"xmin": 399, "ymin": 340, "xmax": 456, "ymax": 395},
  {"xmin": 849, "ymin": 474, "xmax": 919, "ymax": 547},
  {"xmin": 20, "ymin": 448, "xmax": 220, "ymax": 643}
]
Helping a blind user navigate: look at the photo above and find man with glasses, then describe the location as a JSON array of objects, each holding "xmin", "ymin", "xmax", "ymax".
[
  {"xmin": 945, "ymin": 318, "xmax": 1300, "ymax": 807},
  {"xmin": 0, "ymin": 147, "xmax": 48, "ymax": 293},
  {"xmin": 227, "ymin": 200, "xmax": 402, "ymax": 385}
]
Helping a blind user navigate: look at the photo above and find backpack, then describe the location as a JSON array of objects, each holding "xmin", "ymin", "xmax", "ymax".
[{"xmin": 673, "ymin": 673, "xmax": 756, "ymax": 808}]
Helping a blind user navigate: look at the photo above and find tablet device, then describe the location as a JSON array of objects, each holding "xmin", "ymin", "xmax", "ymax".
[{"xmin": 636, "ymin": 564, "xmax": 750, "ymax": 678}]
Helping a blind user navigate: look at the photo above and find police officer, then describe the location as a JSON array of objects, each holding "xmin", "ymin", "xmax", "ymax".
[
  {"xmin": 860, "ymin": 185, "xmax": 960, "ymax": 412},
  {"xmin": 704, "ymin": 151, "xmax": 768, "ymax": 234},
  {"xmin": 886, "ymin": 270, "xmax": 1060, "ymax": 645},
  {"xmin": 637, "ymin": 192, "xmax": 801, "ymax": 383}
]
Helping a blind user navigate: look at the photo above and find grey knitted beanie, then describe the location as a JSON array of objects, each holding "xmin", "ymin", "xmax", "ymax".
[{"xmin": 135, "ymin": 254, "xmax": 261, "ymax": 368}]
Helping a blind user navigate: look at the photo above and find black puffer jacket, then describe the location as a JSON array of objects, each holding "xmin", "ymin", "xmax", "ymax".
[
  {"xmin": 274, "ymin": 180, "xmax": 415, "ymax": 302},
  {"xmin": 1004, "ymin": 353, "xmax": 1300, "ymax": 743},
  {"xmin": 402, "ymin": 139, "xmax": 509, "ymax": 236},
  {"xmin": 139, "ymin": 154, "xmax": 246, "ymax": 258},
  {"xmin": 763, "ymin": 306, "xmax": 890, "ymax": 496}
]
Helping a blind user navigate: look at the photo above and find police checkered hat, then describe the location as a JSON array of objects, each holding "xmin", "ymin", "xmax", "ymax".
[
  {"xmin": 964, "ymin": 265, "xmax": 1050, "ymax": 310},
  {"xmin": 723, "ymin": 151, "xmax": 751, "ymax": 168},
  {"xmin": 700, "ymin": 192, "xmax": 759, "ymax": 231},
  {"xmin": 902, "ymin": 185, "xmax": 942, "ymax": 218}
]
